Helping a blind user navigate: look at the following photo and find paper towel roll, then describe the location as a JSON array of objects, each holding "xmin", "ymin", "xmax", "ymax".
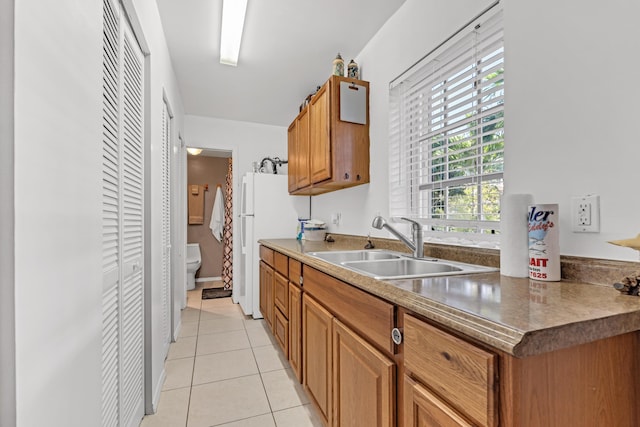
[{"xmin": 500, "ymin": 193, "xmax": 534, "ymax": 277}]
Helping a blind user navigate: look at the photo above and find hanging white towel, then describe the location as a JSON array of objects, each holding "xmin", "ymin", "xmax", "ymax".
[{"xmin": 210, "ymin": 186, "xmax": 225, "ymax": 242}]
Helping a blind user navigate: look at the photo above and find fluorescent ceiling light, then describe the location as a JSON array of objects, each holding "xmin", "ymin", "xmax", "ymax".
[
  {"xmin": 220, "ymin": 0, "xmax": 248, "ymax": 66},
  {"xmin": 187, "ymin": 148, "xmax": 203, "ymax": 155}
]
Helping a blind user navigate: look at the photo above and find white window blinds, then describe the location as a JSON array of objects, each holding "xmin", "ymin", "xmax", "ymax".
[{"xmin": 389, "ymin": 6, "xmax": 504, "ymax": 235}]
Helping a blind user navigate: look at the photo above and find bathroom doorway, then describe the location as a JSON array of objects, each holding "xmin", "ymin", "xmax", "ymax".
[{"xmin": 186, "ymin": 149, "xmax": 233, "ymax": 291}]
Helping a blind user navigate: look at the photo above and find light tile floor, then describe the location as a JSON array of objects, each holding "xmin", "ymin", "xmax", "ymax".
[{"xmin": 141, "ymin": 281, "xmax": 323, "ymax": 427}]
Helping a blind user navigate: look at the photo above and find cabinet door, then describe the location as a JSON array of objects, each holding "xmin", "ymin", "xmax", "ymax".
[
  {"xmin": 333, "ymin": 318, "xmax": 395, "ymax": 427},
  {"xmin": 289, "ymin": 282, "xmax": 303, "ymax": 383},
  {"xmin": 309, "ymin": 82, "xmax": 331, "ymax": 184},
  {"xmin": 404, "ymin": 376, "xmax": 473, "ymax": 427},
  {"xmin": 296, "ymin": 107, "xmax": 311, "ymax": 189},
  {"xmin": 274, "ymin": 307, "xmax": 289, "ymax": 358},
  {"xmin": 274, "ymin": 271, "xmax": 289, "ymax": 317},
  {"xmin": 287, "ymin": 120, "xmax": 298, "ymax": 192},
  {"xmin": 303, "ymin": 294, "xmax": 333, "ymax": 426},
  {"xmin": 259, "ymin": 261, "xmax": 274, "ymax": 329},
  {"xmin": 332, "ymin": 76, "xmax": 370, "ymax": 187}
]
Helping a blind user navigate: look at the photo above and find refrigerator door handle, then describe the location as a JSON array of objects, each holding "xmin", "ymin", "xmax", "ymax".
[{"xmin": 240, "ymin": 213, "xmax": 254, "ymax": 255}]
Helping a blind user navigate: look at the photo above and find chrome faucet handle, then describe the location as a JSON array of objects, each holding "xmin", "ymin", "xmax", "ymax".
[{"xmin": 400, "ymin": 217, "xmax": 422, "ymax": 229}]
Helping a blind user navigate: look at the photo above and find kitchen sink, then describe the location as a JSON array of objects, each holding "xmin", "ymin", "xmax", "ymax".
[
  {"xmin": 344, "ymin": 258, "xmax": 497, "ymax": 279},
  {"xmin": 308, "ymin": 249, "xmax": 497, "ymax": 280},
  {"xmin": 308, "ymin": 249, "xmax": 402, "ymax": 263}
]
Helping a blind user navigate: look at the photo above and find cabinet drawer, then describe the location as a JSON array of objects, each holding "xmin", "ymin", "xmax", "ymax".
[
  {"xmin": 260, "ymin": 246, "xmax": 274, "ymax": 267},
  {"xmin": 304, "ymin": 266, "xmax": 394, "ymax": 354},
  {"xmin": 404, "ymin": 314, "xmax": 496, "ymax": 427},
  {"xmin": 274, "ymin": 272, "xmax": 289, "ymax": 318},
  {"xmin": 275, "ymin": 252, "xmax": 288, "ymax": 276},
  {"xmin": 404, "ymin": 375, "xmax": 473, "ymax": 427},
  {"xmin": 289, "ymin": 258, "xmax": 302, "ymax": 285},
  {"xmin": 274, "ymin": 308, "xmax": 289, "ymax": 358}
]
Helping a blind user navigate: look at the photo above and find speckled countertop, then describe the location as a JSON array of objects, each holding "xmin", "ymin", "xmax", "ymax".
[{"xmin": 259, "ymin": 237, "xmax": 640, "ymax": 358}]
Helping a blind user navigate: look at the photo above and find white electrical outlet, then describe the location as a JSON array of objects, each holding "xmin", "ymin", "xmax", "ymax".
[
  {"xmin": 331, "ymin": 212, "xmax": 341, "ymax": 225},
  {"xmin": 571, "ymin": 195, "xmax": 600, "ymax": 233}
]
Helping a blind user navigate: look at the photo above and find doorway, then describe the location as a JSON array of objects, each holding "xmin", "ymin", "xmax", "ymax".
[{"xmin": 186, "ymin": 149, "xmax": 233, "ymax": 291}]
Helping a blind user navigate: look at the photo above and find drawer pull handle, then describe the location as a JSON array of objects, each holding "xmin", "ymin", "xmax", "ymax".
[
  {"xmin": 391, "ymin": 328, "xmax": 403, "ymax": 345},
  {"xmin": 441, "ymin": 351, "xmax": 452, "ymax": 361}
]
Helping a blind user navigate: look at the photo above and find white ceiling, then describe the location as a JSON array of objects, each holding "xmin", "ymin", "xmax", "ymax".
[{"xmin": 156, "ymin": 0, "xmax": 406, "ymax": 127}]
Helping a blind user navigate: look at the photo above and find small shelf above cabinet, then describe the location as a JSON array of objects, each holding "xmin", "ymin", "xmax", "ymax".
[{"xmin": 288, "ymin": 75, "xmax": 370, "ymax": 195}]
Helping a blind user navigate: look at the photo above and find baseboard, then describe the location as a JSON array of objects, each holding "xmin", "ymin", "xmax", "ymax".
[
  {"xmin": 150, "ymin": 368, "xmax": 166, "ymax": 414},
  {"xmin": 196, "ymin": 276, "xmax": 221, "ymax": 282}
]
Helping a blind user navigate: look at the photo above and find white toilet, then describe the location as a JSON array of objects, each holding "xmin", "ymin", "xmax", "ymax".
[{"xmin": 186, "ymin": 243, "xmax": 202, "ymax": 290}]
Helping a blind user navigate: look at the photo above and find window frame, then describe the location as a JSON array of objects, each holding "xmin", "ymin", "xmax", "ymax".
[{"xmin": 388, "ymin": 4, "xmax": 504, "ymax": 242}]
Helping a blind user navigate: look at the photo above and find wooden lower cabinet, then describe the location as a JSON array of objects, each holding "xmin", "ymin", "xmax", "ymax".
[
  {"xmin": 260, "ymin": 251, "xmax": 640, "ymax": 427},
  {"xmin": 289, "ymin": 282, "xmax": 302, "ymax": 382},
  {"xmin": 403, "ymin": 376, "xmax": 472, "ymax": 427},
  {"xmin": 402, "ymin": 310, "xmax": 640, "ymax": 427},
  {"xmin": 333, "ymin": 318, "xmax": 395, "ymax": 427},
  {"xmin": 273, "ymin": 307, "xmax": 289, "ymax": 358},
  {"xmin": 498, "ymin": 331, "xmax": 640, "ymax": 426},
  {"xmin": 303, "ymin": 295, "xmax": 333, "ymax": 426},
  {"xmin": 303, "ymin": 292, "xmax": 395, "ymax": 427},
  {"xmin": 259, "ymin": 260, "xmax": 274, "ymax": 329},
  {"xmin": 403, "ymin": 313, "xmax": 496, "ymax": 427},
  {"xmin": 274, "ymin": 271, "xmax": 289, "ymax": 317}
]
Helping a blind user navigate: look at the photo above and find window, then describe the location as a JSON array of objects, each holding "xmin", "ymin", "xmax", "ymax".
[{"xmin": 389, "ymin": 6, "xmax": 504, "ymax": 237}]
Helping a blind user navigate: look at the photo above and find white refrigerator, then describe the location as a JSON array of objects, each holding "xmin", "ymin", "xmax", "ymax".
[{"xmin": 235, "ymin": 172, "xmax": 309, "ymax": 318}]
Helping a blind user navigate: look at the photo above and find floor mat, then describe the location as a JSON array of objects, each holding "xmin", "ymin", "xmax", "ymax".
[{"xmin": 202, "ymin": 288, "xmax": 232, "ymax": 299}]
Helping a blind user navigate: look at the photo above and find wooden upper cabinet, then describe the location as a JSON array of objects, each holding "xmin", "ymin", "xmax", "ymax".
[
  {"xmin": 309, "ymin": 82, "xmax": 331, "ymax": 184},
  {"xmin": 296, "ymin": 107, "xmax": 311, "ymax": 190},
  {"xmin": 288, "ymin": 75, "xmax": 370, "ymax": 195},
  {"xmin": 288, "ymin": 108, "xmax": 311, "ymax": 193},
  {"xmin": 287, "ymin": 120, "xmax": 298, "ymax": 193}
]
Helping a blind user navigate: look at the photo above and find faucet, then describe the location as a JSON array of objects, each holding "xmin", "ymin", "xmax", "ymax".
[
  {"xmin": 371, "ymin": 216, "xmax": 424, "ymax": 258},
  {"xmin": 259, "ymin": 157, "xmax": 288, "ymax": 174}
]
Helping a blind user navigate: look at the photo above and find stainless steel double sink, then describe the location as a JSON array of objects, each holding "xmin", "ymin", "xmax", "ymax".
[{"xmin": 307, "ymin": 249, "xmax": 497, "ymax": 280}]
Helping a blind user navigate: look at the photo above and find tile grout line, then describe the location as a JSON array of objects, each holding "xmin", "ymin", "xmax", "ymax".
[
  {"xmin": 173, "ymin": 293, "xmax": 315, "ymax": 427},
  {"xmin": 184, "ymin": 289, "xmax": 203, "ymax": 427}
]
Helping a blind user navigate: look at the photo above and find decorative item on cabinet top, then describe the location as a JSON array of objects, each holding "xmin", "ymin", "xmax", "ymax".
[
  {"xmin": 332, "ymin": 53, "xmax": 345, "ymax": 76},
  {"xmin": 347, "ymin": 59, "xmax": 359, "ymax": 79}
]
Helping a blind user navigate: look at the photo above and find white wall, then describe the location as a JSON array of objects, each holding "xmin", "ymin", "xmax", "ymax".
[
  {"xmin": 312, "ymin": 0, "xmax": 640, "ymax": 262},
  {"xmin": 1, "ymin": 0, "xmax": 16, "ymax": 425},
  {"xmin": 12, "ymin": 0, "xmax": 185, "ymax": 424},
  {"xmin": 503, "ymin": 0, "xmax": 640, "ymax": 261},
  {"xmin": 127, "ymin": 0, "xmax": 186, "ymax": 413},
  {"xmin": 312, "ymin": 0, "xmax": 493, "ymax": 236},
  {"xmin": 13, "ymin": 1, "xmax": 103, "ymax": 425},
  {"xmin": 184, "ymin": 114, "xmax": 294, "ymax": 299}
]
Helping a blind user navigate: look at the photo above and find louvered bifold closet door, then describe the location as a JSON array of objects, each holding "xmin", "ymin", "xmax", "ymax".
[
  {"xmin": 160, "ymin": 100, "xmax": 171, "ymax": 357},
  {"xmin": 101, "ymin": 0, "xmax": 121, "ymax": 424},
  {"xmin": 120, "ymin": 21, "xmax": 145, "ymax": 427},
  {"xmin": 101, "ymin": 0, "xmax": 145, "ymax": 426}
]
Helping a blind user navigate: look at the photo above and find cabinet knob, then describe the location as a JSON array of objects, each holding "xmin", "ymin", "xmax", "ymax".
[
  {"xmin": 356, "ymin": 174, "xmax": 361, "ymax": 181},
  {"xmin": 391, "ymin": 328, "xmax": 403, "ymax": 345},
  {"xmin": 344, "ymin": 172, "xmax": 350, "ymax": 180}
]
